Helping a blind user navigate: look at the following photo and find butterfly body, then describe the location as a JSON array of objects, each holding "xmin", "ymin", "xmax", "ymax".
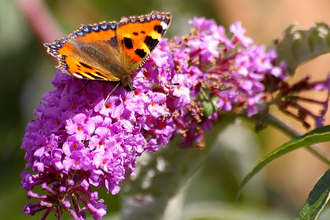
[{"xmin": 44, "ymin": 11, "xmax": 171, "ymax": 91}]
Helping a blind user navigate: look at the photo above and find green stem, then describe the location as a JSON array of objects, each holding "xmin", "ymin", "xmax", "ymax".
[{"xmin": 268, "ymin": 113, "xmax": 330, "ymax": 165}]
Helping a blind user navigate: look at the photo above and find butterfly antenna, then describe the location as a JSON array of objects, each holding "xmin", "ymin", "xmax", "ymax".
[
  {"xmin": 100, "ymin": 82, "xmax": 120, "ymax": 110},
  {"xmin": 75, "ymin": 80, "xmax": 91, "ymax": 93}
]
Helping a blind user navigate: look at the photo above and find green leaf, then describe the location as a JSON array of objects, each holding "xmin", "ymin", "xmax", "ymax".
[
  {"xmin": 237, "ymin": 125, "xmax": 330, "ymax": 200},
  {"xmin": 199, "ymin": 87, "xmax": 219, "ymax": 117},
  {"xmin": 202, "ymin": 99, "xmax": 215, "ymax": 117},
  {"xmin": 275, "ymin": 22, "xmax": 330, "ymax": 75},
  {"xmin": 296, "ymin": 169, "xmax": 330, "ymax": 220}
]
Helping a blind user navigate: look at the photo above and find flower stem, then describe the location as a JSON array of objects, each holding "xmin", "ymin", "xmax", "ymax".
[{"xmin": 268, "ymin": 113, "xmax": 330, "ymax": 164}]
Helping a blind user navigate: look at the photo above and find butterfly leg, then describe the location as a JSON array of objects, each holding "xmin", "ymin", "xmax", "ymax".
[
  {"xmin": 100, "ymin": 82, "xmax": 121, "ymax": 110},
  {"xmin": 75, "ymin": 80, "xmax": 91, "ymax": 93}
]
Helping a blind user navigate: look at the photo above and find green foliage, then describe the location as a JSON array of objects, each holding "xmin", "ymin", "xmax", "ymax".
[
  {"xmin": 200, "ymin": 88, "xmax": 219, "ymax": 117},
  {"xmin": 296, "ymin": 169, "xmax": 330, "ymax": 220},
  {"xmin": 237, "ymin": 125, "xmax": 330, "ymax": 218},
  {"xmin": 274, "ymin": 23, "xmax": 330, "ymax": 75},
  {"xmin": 245, "ymin": 22, "xmax": 330, "ymax": 219}
]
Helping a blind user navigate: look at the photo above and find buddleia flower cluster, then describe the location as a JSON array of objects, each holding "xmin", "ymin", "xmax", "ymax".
[{"xmin": 21, "ymin": 16, "xmax": 329, "ymax": 220}]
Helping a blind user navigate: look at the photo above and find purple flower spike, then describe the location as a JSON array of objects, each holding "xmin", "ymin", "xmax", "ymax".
[
  {"xmin": 22, "ymin": 14, "xmax": 328, "ymax": 220},
  {"xmin": 230, "ymin": 21, "xmax": 253, "ymax": 47},
  {"xmin": 21, "ymin": 26, "xmax": 188, "ymax": 218}
]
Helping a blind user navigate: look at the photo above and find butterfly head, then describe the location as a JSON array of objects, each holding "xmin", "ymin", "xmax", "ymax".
[{"xmin": 121, "ymin": 75, "xmax": 136, "ymax": 91}]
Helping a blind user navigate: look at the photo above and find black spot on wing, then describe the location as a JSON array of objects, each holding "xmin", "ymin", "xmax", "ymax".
[
  {"xmin": 94, "ymin": 71, "xmax": 107, "ymax": 79},
  {"xmin": 108, "ymin": 36, "xmax": 118, "ymax": 48},
  {"xmin": 135, "ymin": 49, "xmax": 147, "ymax": 58},
  {"xmin": 84, "ymin": 71, "xmax": 103, "ymax": 80},
  {"xmin": 76, "ymin": 63, "xmax": 81, "ymax": 71},
  {"xmin": 83, "ymin": 72, "xmax": 93, "ymax": 78},
  {"xmin": 133, "ymin": 32, "xmax": 138, "ymax": 36},
  {"xmin": 141, "ymin": 31, "xmax": 146, "ymax": 34},
  {"xmin": 144, "ymin": 36, "xmax": 159, "ymax": 51},
  {"xmin": 123, "ymin": 37, "xmax": 133, "ymax": 49},
  {"xmin": 154, "ymin": 25, "xmax": 163, "ymax": 34},
  {"xmin": 79, "ymin": 62, "xmax": 93, "ymax": 70}
]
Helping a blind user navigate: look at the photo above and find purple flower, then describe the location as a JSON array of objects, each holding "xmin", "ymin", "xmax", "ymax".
[
  {"xmin": 188, "ymin": 16, "xmax": 217, "ymax": 32},
  {"xmin": 229, "ymin": 21, "xmax": 253, "ymax": 47},
  {"xmin": 273, "ymin": 74, "xmax": 330, "ymax": 128},
  {"xmin": 22, "ymin": 23, "xmax": 192, "ymax": 217}
]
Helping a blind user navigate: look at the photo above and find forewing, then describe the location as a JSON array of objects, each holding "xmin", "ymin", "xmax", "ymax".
[
  {"xmin": 44, "ymin": 21, "xmax": 121, "ymax": 82},
  {"xmin": 116, "ymin": 11, "xmax": 171, "ymax": 73}
]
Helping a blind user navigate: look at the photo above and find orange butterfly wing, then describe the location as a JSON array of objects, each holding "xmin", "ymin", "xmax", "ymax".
[
  {"xmin": 44, "ymin": 11, "xmax": 171, "ymax": 91},
  {"xmin": 116, "ymin": 11, "xmax": 171, "ymax": 73},
  {"xmin": 44, "ymin": 21, "xmax": 122, "ymax": 82}
]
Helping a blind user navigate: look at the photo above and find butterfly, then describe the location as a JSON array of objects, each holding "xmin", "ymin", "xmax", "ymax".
[{"xmin": 44, "ymin": 11, "xmax": 171, "ymax": 96}]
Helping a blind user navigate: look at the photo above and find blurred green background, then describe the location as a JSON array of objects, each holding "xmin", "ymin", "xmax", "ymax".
[{"xmin": 1, "ymin": 0, "xmax": 330, "ymax": 219}]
